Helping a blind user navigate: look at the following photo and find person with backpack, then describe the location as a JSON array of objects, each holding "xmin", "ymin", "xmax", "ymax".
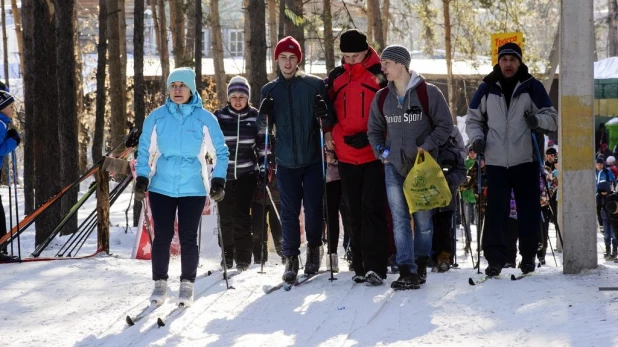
[
  {"xmin": 367, "ymin": 45, "xmax": 453, "ymax": 290},
  {"xmin": 431, "ymin": 126, "xmax": 467, "ymax": 272},
  {"xmin": 323, "ymin": 29, "xmax": 390, "ymax": 284},
  {"xmin": 258, "ymin": 36, "xmax": 328, "ymax": 284},
  {"xmin": 213, "ymin": 76, "xmax": 266, "ymax": 271},
  {"xmin": 465, "ymin": 42, "xmax": 558, "ymax": 276}
]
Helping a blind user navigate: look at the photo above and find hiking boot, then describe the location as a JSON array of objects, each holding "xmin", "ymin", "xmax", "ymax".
[
  {"xmin": 305, "ymin": 245, "xmax": 322, "ymax": 274},
  {"xmin": 519, "ymin": 261, "xmax": 536, "ymax": 274},
  {"xmin": 352, "ymin": 274, "xmax": 366, "ymax": 283},
  {"xmin": 150, "ymin": 280, "xmax": 167, "ymax": 305},
  {"xmin": 485, "ymin": 263, "xmax": 503, "ymax": 277},
  {"xmin": 282, "ymin": 255, "xmax": 299, "ymax": 283},
  {"xmin": 236, "ymin": 263, "xmax": 249, "ymax": 272},
  {"xmin": 415, "ymin": 256, "xmax": 428, "ymax": 284},
  {"xmin": 437, "ymin": 251, "xmax": 451, "ymax": 273},
  {"xmin": 327, "ymin": 253, "xmax": 339, "ymax": 273},
  {"xmin": 365, "ymin": 271, "xmax": 383, "ymax": 286},
  {"xmin": 178, "ymin": 280, "xmax": 194, "ymax": 307},
  {"xmin": 538, "ymin": 257, "xmax": 546, "ymax": 265},
  {"xmin": 390, "ymin": 266, "xmax": 420, "ymax": 290},
  {"xmin": 220, "ymin": 258, "xmax": 233, "ymax": 270},
  {"xmin": 504, "ymin": 261, "xmax": 516, "ymax": 269}
]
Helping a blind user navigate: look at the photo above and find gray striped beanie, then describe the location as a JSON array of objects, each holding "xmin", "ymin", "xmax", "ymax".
[
  {"xmin": 227, "ymin": 76, "xmax": 251, "ymax": 99},
  {"xmin": 381, "ymin": 45, "xmax": 411, "ymax": 69}
]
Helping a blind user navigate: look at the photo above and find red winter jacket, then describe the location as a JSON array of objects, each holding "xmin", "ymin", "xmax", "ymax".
[{"xmin": 326, "ymin": 48, "xmax": 386, "ymax": 165}]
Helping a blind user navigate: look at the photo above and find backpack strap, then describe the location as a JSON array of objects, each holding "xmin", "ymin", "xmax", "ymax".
[{"xmin": 378, "ymin": 86, "xmax": 389, "ymax": 117}]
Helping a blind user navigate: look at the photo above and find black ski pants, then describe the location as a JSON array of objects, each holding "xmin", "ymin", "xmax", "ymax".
[
  {"xmin": 339, "ymin": 160, "xmax": 389, "ymax": 277},
  {"xmin": 432, "ymin": 210, "xmax": 455, "ymax": 263},
  {"xmin": 483, "ymin": 162, "xmax": 541, "ymax": 265},
  {"xmin": 218, "ymin": 172, "xmax": 258, "ymax": 266},
  {"xmin": 252, "ymin": 201, "xmax": 283, "ymax": 262},
  {"xmin": 149, "ymin": 192, "xmax": 206, "ymax": 282}
]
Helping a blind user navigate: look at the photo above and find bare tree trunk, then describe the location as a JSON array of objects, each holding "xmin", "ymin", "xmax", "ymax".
[
  {"xmin": 210, "ymin": 0, "xmax": 227, "ymax": 106},
  {"xmin": 195, "ymin": 0, "xmax": 203, "ymax": 93},
  {"xmin": 366, "ymin": 5, "xmax": 373, "ymax": 47},
  {"xmin": 24, "ymin": 0, "xmax": 62, "ymax": 245},
  {"xmin": 55, "ymin": 0, "xmax": 79, "ymax": 235},
  {"xmin": 21, "ymin": 0, "xmax": 34, "ymax": 214},
  {"xmin": 284, "ymin": 0, "xmax": 304, "ymax": 70},
  {"xmin": 248, "ymin": 0, "xmax": 267, "ymax": 107},
  {"xmin": 158, "ymin": 0, "xmax": 170, "ymax": 93},
  {"xmin": 93, "ymin": 0, "xmax": 107, "ymax": 165},
  {"xmin": 108, "ymin": 0, "xmax": 125, "ymax": 155},
  {"xmin": 96, "ymin": 169, "xmax": 110, "ymax": 254},
  {"xmin": 278, "ymin": 0, "xmax": 284, "ymax": 40},
  {"xmin": 609, "ymin": 0, "xmax": 618, "ymax": 57},
  {"xmin": 74, "ymin": 7, "xmax": 88, "ymax": 173},
  {"xmin": 133, "ymin": 0, "xmax": 145, "ymax": 227},
  {"xmin": 268, "ymin": 0, "xmax": 277, "ymax": 78},
  {"xmin": 243, "ymin": 0, "xmax": 251, "ymax": 77},
  {"xmin": 382, "ymin": 0, "xmax": 390, "ymax": 45},
  {"xmin": 543, "ymin": 22, "xmax": 560, "ymax": 94},
  {"xmin": 171, "ymin": 0, "xmax": 188, "ymax": 67},
  {"xmin": 185, "ymin": 0, "xmax": 195, "ymax": 59},
  {"xmin": 368, "ymin": 0, "xmax": 384, "ymax": 52},
  {"xmin": 10, "ymin": 0, "xmax": 23, "ymax": 77},
  {"xmin": 2, "ymin": 0, "xmax": 9, "ymax": 86},
  {"xmin": 323, "ymin": 0, "xmax": 335, "ymax": 72},
  {"xmin": 119, "ymin": 0, "xmax": 127, "ymax": 122},
  {"xmin": 443, "ymin": 0, "xmax": 456, "ymax": 122}
]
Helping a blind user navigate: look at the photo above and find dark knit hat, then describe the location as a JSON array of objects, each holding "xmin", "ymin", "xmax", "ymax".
[
  {"xmin": 381, "ymin": 45, "xmax": 411, "ymax": 69},
  {"xmin": 598, "ymin": 180, "xmax": 611, "ymax": 193},
  {"xmin": 339, "ymin": 29, "xmax": 369, "ymax": 53},
  {"xmin": 274, "ymin": 36, "xmax": 302, "ymax": 62},
  {"xmin": 227, "ymin": 76, "xmax": 250, "ymax": 99},
  {"xmin": 498, "ymin": 42, "xmax": 523, "ymax": 62},
  {"xmin": 0, "ymin": 90, "xmax": 14, "ymax": 111},
  {"xmin": 597, "ymin": 157, "xmax": 606, "ymax": 164},
  {"xmin": 546, "ymin": 148, "xmax": 557, "ymax": 155}
]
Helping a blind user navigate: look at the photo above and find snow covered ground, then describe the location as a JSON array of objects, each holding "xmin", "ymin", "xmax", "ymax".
[{"xmin": 1, "ymin": 183, "xmax": 618, "ymax": 347}]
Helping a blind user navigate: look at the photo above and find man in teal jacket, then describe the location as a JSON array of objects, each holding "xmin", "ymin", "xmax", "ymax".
[{"xmin": 259, "ymin": 36, "xmax": 328, "ymax": 283}]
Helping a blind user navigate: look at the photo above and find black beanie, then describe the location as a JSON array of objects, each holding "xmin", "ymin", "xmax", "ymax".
[
  {"xmin": 339, "ymin": 29, "xmax": 369, "ymax": 53},
  {"xmin": 498, "ymin": 42, "xmax": 522, "ymax": 62}
]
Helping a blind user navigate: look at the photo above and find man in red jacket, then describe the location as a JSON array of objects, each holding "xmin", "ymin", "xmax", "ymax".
[{"xmin": 324, "ymin": 29, "xmax": 390, "ymax": 285}]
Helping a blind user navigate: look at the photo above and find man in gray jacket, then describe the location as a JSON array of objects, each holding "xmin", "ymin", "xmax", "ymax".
[
  {"xmin": 368, "ymin": 45, "xmax": 453, "ymax": 290},
  {"xmin": 466, "ymin": 42, "xmax": 557, "ymax": 276}
]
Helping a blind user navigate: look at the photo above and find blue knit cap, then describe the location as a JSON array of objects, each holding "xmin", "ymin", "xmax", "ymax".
[{"xmin": 167, "ymin": 67, "xmax": 197, "ymax": 95}]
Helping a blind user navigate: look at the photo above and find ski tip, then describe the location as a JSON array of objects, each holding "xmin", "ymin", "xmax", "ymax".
[
  {"xmin": 125, "ymin": 315, "xmax": 135, "ymax": 326},
  {"xmin": 510, "ymin": 274, "xmax": 517, "ymax": 281},
  {"xmin": 157, "ymin": 317, "xmax": 165, "ymax": 327},
  {"xmin": 283, "ymin": 284, "xmax": 293, "ymax": 291},
  {"xmin": 228, "ymin": 286, "xmax": 236, "ymax": 290},
  {"xmin": 207, "ymin": 270, "xmax": 212, "ymax": 276},
  {"xmin": 468, "ymin": 278, "xmax": 476, "ymax": 286}
]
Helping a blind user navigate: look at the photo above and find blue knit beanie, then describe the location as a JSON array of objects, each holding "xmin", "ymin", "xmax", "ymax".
[{"xmin": 167, "ymin": 67, "xmax": 197, "ymax": 95}]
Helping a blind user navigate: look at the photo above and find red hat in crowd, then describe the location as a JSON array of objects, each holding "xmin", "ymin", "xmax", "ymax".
[{"xmin": 274, "ymin": 36, "xmax": 302, "ymax": 62}]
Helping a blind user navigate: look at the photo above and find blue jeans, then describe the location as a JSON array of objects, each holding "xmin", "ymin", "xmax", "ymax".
[
  {"xmin": 277, "ymin": 162, "xmax": 324, "ymax": 257},
  {"xmin": 602, "ymin": 217, "xmax": 617, "ymax": 253},
  {"xmin": 384, "ymin": 163, "xmax": 434, "ymax": 272}
]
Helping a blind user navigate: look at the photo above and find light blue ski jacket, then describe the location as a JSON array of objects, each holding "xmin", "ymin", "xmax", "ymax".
[{"xmin": 136, "ymin": 93, "xmax": 229, "ymax": 198}]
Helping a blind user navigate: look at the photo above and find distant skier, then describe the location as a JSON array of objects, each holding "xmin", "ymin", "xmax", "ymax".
[{"xmin": 135, "ymin": 67, "xmax": 229, "ymax": 307}]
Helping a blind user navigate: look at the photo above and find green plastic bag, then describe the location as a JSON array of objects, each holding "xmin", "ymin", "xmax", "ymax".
[{"xmin": 403, "ymin": 151, "xmax": 452, "ymax": 214}]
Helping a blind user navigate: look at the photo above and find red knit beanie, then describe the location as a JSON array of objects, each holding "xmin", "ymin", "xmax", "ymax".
[{"xmin": 274, "ymin": 36, "xmax": 302, "ymax": 62}]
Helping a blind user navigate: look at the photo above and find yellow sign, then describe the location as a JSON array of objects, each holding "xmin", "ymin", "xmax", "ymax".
[{"xmin": 491, "ymin": 32, "xmax": 524, "ymax": 65}]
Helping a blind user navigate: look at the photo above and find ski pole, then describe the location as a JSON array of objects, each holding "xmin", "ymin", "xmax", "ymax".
[
  {"xmin": 476, "ymin": 155, "xmax": 482, "ymax": 274},
  {"xmin": 531, "ymin": 132, "xmax": 564, "ymax": 248},
  {"xmin": 7, "ymin": 156, "xmax": 14, "ymax": 258},
  {"xmin": 215, "ymin": 202, "xmax": 234, "ymax": 289},
  {"xmin": 316, "ymin": 96, "xmax": 336, "ymax": 282},
  {"xmin": 259, "ymin": 113, "xmax": 269, "ymax": 274},
  {"xmin": 452, "ymin": 211, "xmax": 458, "ymax": 268}
]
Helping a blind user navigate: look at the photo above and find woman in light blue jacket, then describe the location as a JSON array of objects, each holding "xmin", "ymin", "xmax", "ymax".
[{"xmin": 135, "ymin": 67, "xmax": 229, "ymax": 307}]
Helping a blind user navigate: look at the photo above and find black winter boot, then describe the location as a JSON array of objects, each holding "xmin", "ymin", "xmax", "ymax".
[
  {"xmin": 282, "ymin": 256, "xmax": 299, "ymax": 283},
  {"xmin": 415, "ymin": 256, "xmax": 429, "ymax": 284},
  {"xmin": 519, "ymin": 257, "xmax": 536, "ymax": 274},
  {"xmin": 305, "ymin": 245, "xmax": 322, "ymax": 274},
  {"xmin": 485, "ymin": 263, "xmax": 503, "ymax": 277},
  {"xmin": 390, "ymin": 265, "xmax": 420, "ymax": 290}
]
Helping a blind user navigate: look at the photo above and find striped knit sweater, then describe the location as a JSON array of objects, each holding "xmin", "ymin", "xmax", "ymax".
[{"xmin": 213, "ymin": 104, "xmax": 268, "ymax": 180}]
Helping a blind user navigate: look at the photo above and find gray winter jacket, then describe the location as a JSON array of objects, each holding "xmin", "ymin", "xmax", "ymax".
[
  {"xmin": 465, "ymin": 65, "xmax": 557, "ymax": 168},
  {"xmin": 367, "ymin": 72, "xmax": 454, "ymax": 177}
]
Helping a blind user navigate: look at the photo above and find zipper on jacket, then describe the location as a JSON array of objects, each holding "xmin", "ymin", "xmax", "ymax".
[
  {"xmin": 343, "ymin": 93, "xmax": 347, "ymax": 118},
  {"xmin": 287, "ymin": 80, "xmax": 298, "ymax": 167},
  {"xmin": 361, "ymin": 92, "xmax": 365, "ymax": 118},
  {"xmin": 234, "ymin": 113, "xmax": 241, "ymax": 179}
]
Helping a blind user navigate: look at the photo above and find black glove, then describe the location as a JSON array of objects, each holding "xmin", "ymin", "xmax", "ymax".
[
  {"xmin": 472, "ymin": 139, "xmax": 485, "ymax": 155},
  {"xmin": 134, "ymin": 176, "xmax": 149, "ymax": 202},
  {"xmin": 314, "ymin": 95, "xmax": 328, "ymax": 120},
  {"xmin": 524, "ymin": 111, "xmax": 539, "ymax": 130},
  {"xmin": 344, "ymin": 132, "xmax": 369, "ymax": 149},
  {"xmin": 125, "ymin": 128, "xmax": 141, "ymax": 148},
  {"xmin": 7, "ymin": 128, "xmax": 20, "ymax": 146},
  {"xmin": 259, "ymin": 97, "xmax": 274, "ymax": 115},
  {"xmin": 210, "ymin": 177, "xmax": 226, "ymax": 202}
]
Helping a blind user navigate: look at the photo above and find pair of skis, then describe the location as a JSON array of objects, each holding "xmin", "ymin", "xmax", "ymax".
[
  {"xmin": 468, "ymin": 272, "xmax": 532, "ymax": 285},
  {"xmin": 263, "ymin": 271, "xmax": 325, "ymax": 294}
]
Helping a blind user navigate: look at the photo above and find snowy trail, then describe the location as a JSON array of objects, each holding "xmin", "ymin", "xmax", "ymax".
[{"xmin": 1, "ymin": 185, "xmax": 618, "ymax": 346}]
